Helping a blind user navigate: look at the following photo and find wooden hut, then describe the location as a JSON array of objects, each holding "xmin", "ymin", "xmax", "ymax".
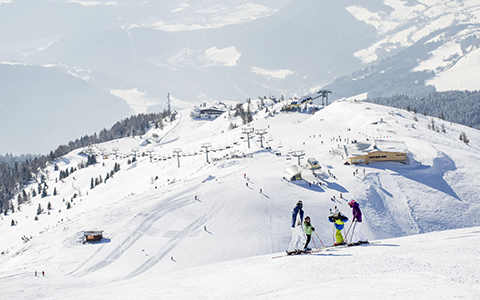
[{"xmin": 84, "ymin": 230, "xmax": 104, "ymax": 243}]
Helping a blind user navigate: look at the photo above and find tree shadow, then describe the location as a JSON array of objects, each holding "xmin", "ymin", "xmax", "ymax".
[{"xmin": 204, "ymin": 226, "xmax": 212, "ymax": 235}]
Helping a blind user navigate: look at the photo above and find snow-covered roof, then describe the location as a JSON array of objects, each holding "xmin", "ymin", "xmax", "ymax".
[
  {"xmin": 374, "ymin": 140, "xmax": 408, "ymax": 153},
  {"xmin": 344, "ymin": 140, "xmax": 407, "ymax": 157},
  {"xmin": 285, "ymin": 165, "xmax": 302, "ymax": 177}
]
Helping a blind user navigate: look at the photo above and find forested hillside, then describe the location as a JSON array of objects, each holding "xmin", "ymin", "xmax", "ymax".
[
  {"xmin": 0, "ymin": 111, "xmax": 171, "ymax": 215},
  {"xmin": 366, "ymin": 90, "xmax": 480, "ymax": 129}
]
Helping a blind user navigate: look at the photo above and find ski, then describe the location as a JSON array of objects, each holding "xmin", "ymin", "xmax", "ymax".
[
  {"xmin": 272, "ymin": 248, "xmax": 328, "ymax": 259},
  {"xmin": 272, "ymin": 241, "xmax": 377, "ymax": 259},
  {"xmin": 328, "ymin": 241, "xmax": 377, "ymax": 248}
]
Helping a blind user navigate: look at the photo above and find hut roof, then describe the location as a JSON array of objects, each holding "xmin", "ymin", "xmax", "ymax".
[{"xmin": 344, "ymin": 140, "xmax": 408, "ymax": 158}]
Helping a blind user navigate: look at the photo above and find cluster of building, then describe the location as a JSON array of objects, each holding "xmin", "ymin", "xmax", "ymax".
[
  {"xmin": 284, "ymin": 140, "xmax": 408, "ymax": 181},
  {"xmin": 190, "ymin": 102, "xmax": 228, "ymax": 119}
]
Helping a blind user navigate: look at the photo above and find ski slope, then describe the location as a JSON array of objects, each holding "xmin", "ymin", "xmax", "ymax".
[{"xmin": 1, "ymin": 99, "xmax": 480, "ymax": 298}]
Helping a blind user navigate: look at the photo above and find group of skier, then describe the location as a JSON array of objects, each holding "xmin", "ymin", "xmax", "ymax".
[{"xmin": 287, "ymin": 199, "xmax": 367, "ymax": 255}]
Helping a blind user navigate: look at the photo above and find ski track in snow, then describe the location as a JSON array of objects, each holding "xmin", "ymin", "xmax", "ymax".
[{"xmin": 68, "ymin": 182, "xmax": 208, "ymax": 279}]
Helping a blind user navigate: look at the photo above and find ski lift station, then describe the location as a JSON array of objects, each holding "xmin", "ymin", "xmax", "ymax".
[
  {"xmin": 307, "ymin": 157, "xmax": 321, "ymax": 170},
  {"xmin": 344, "ymin": 140, "xmax": 408, "ymax": 164},
  {"xmin": 285, "ymin": 165, "xmax": 302, "ymax": 181}
]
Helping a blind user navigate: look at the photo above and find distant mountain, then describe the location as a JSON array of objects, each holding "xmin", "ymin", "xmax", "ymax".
[
  {"xmin": 0, "ymin": 64, "xmax": 133, "ymax": 155},
  {"xmin": 2, "ymin": 0, "xmax": 480, "ymax": 155},
  {"xmin": 327, "ymin": 1, "xmax": 480, "ymax": 100}
]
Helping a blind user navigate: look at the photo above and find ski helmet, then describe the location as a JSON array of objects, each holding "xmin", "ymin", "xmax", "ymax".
[
  {"xmin": 297, "ymin": 200, "xmax": 303, "ymax": 207},
  {"xmin": 348, "ymin": 200, "xmax": 356, "ymax": 207}
]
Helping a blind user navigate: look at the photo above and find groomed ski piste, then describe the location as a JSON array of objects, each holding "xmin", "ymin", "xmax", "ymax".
[{"xmin": 1, "ymin": 98, "xmax": 480, "ymax": 299}]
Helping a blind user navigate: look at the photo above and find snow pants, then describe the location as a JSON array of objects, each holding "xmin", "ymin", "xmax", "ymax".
[
  {"xmin": 304, "ymin": 234, "xmax": 311, "ymax": 249},
  {"xmin": 288, "ymin": 226, "xmax": 305, "ymax": 252},
  {"xmin": 350, "ymin": 221, "xmax": 366, "ymax": 243},
  {"xmin": 335, "ymin": 229, "xmax": 344, "ymax": 244}
]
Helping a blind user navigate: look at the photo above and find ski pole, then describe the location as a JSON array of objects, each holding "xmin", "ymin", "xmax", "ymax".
[
  {"xmin": 314, "ymin": 231, "xmax": 325, "ymax": 248},
  {"xmin": 349, "ymin": 221, "xmax": 357, "ymax": 243},
  {"xmin": 311, "ymin": 235, "xmax": 317, "ymax": 249},
  {"xmin": 345, "ymin": 220, "xmax": 355, "ymax": 243},
  {"xmin": 345, "ymin": 220, "xmax": 354, "ymax": 237},
  {"xmin": 332, "ymin": 223, "xmax": 335, "ymax": 244}
]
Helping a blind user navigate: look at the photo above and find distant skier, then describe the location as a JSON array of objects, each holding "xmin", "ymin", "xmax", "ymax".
[
  {"xmin": 348, "ymin": 200, "xmax": 367, "ymax": 245},
  {"xmin": 287, "ymin": 200, "xmax": 305, "ymax": 254},
  {"xmin": 328, "ymin": 209, "xmax": 348, "ymax": 245},
  {"xmin": 303, "ymin": 216, "xmax": 315, "ymax": 251}
]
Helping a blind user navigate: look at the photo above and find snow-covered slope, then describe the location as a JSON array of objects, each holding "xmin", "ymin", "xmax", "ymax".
[
  {"xmin": 349, "ymin": 0, "xmax": 480, "ymax": 63},
  {"xmin": 1, "ymin": 99, "xmax": 479, "ymax": 298},
  {"xmin": 349, "ymin": 0, "xmax": 480, "ymax": 91},
  {"xmin": 3, "ymin": 226, "xmax": 479, "ymax": 299}
]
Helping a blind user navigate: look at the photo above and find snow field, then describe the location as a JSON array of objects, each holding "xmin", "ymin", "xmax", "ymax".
[{"xmin": 1, "ymin": 98, "xmax": 480, "ymax": 298}]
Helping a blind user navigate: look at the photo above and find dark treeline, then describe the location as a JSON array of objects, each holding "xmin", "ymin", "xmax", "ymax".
[
  {"xmin": 366, "ymin": 90, "xmax": 480, "ymax": 129},
  {"xmin": 1, "ymin": 110, "xmax": 172, "ymax": 215}
]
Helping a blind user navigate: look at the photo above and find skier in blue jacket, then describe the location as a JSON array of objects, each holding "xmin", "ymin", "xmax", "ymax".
[
  {"xmin": 328, "ymin": 210, "xmax": 348, "ymax": 245},
  {"xmin": 287, "ymin": 200, "xmax": 305, "ymax": 254}
]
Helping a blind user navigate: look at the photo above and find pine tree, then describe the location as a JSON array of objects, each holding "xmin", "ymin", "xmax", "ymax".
[
  {"xmin": 48, "ymin": 202, "xmax": 52, "ymax": 210},
  {"xmin": 91, "ymin": 178, "xmax": 94, "ymax": 189},
  {"xmin": 37, "ymin": 203, "xmax": 43, "ymax": 215},
  {"xmin": 460, "ymin": 132, "xmax": 470, "ymax": 144},
  {"xmin": 53, "ymin": 187, "xmax": 57, "ymax": 196},
  {"xmin": 41, "ymin": 186, "xmax": 48, "ymax": 198}
]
